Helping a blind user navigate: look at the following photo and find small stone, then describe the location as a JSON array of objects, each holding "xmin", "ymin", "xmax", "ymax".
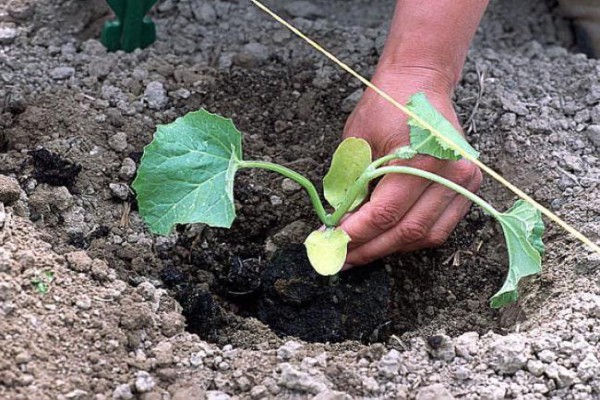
[
  {"xmin": 249, "ymin": 385, "xmax": 268, "ymax": 399},
  {"xmin": 487, "ymin": 334, "xmax": 530, "ymax": 374},
  {"xmin": 109, "ymin": 183, "xmax": 130, "ymax": 201},
  {"xmin": 544, "ymin": 362, "xmax": 577, "ymax": 388},
  {"xmin": 0, "ymin": 175, "xmax": 21, "ymax": 205},
  {"xmin": 8, "ymin": 2, "xmax": 35, "ymax": 20},
  {"xmin": 577, "ymin": 353, "xmax": 600, "ymax": 381},
  {"xmin": 15, "ymin": 351, "xmax": 31, "ymax": 364},
  {"xmin": 426, "ymin": 334, "xmax": 455, "ymax": 362},
  {"xmin": 152, "ymin": 341, "xmax": 173, "ymax": 366},
  {"xmin": 29, "ymin": 185, "xmax": 73, "ymax": 213},
  {"xmin": 113, "ymin": 384, "xmax": 133, "ymax": 400},
  {"xmin": 0, "ymin": 203, "xmax": 5, "ymax": 229},
  {"xmin": 65, "ymin": 389, "xmax": 88, "ymax": 399},
  {"xmin": 172, "ymin": 386, "xmax": 206, "ymax": 400},
  {"xmin": 206, "ymin": 391, "xmax": 230, "ymax": 400},
  {"xmin": 65, "ymin": 251, "xmax": 93, "ymax": 272},
  {"xmin": 537, "ymin": 349, "xmax": 557, "ymax": 363},
  {"xmin": 454, "ymin": 332, "xmax": 479, "ymax": 360},
  {"xmin": 278, "ymin": 363, "xmax": 328, "ymax": 394},
  {"xmin": 277, "ymin": 340, "xmax": 303, "ymax": 360},
  {"xmin": 378, "ymin": 349, "xmax": 401, "ymax": 378},
  {"xmin": 193, "ymin": 2, "xmax": 217, "ymax": 23},
  {"xmin": 172, "ymin": 88, "xmax": 191, "ymax": 100},
  {"xmin": 135, "ymin": 371, "xmax": 156, "ymax": 393},
  {"xmin": 527, "ymin": 359, "xmax": 545, "ymax": 376},
  {"xmin": 109, "ymin": 132, "xmax": 128, "ymax": 152},
  {"xmin": 50, "ymin": 66, "xmax": 75, "ymax": 80},
  {"xmin": 281, "ymin": 178, "xmax": 301, "ymax": 194},
  {"xmin": 119, "ymin": 158, "xmax": 137, "ymax": 180},
  {"xmin": 144, "ymin": 81, "xmax": 168, "ymax": 110},
  {"xmin": 75, "ymin": 294, "xmax": 92, "ymax": 310},
  {"xmin": 270, "ymin": 195, "xmax": 282, "ymax": 206},
  {"xmin": 233, "ymin": 43, "xmax": 270, "ymax": 68},
  {"xmin": 0, "ymin": 22, "xmax": 18, "ymax": 44},
  {"xmin": 415, "ymin": 384, "xmax": 455, "ymax": 400},
  {"xmin": 340, "ymin": 89, "xmax": 363, "ymax": 113},
  {"xmin": 586, "ymin": 125, "xmax": 600, "ymax": 148},
  {"xmin": 283, "ymin": 1, "xmax": 325, "ymax": 20}
]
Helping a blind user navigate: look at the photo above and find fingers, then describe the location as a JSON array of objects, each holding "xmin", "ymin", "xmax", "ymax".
[
  {"xmin": 344, "ymin": 160, "xmax": 482, "ymax": 266},
  {"xmin": 345, "ymin": 183, "xmax": 457, "ymax": 265},
  {"xmin": 340, "ymin": 156, "xmax": 444, "ymax": 246}
]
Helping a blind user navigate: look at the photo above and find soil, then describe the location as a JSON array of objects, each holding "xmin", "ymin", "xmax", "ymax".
[{"xmin": 1, "ymin": 0, "xmax": 600, "ymax": 399}]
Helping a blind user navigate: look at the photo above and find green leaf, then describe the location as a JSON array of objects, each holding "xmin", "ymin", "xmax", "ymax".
[
  {"xmin": 132, "ymin": 109, "xmax": 243, "ymax": 235},
  {"xmin": 304, "ymin": 228, "xmax": 351, "ymax": 276},
  {"xmin": 490, "ymin": 200, "xmax": 545, "ymax": 308},
  {"xmin": 406, "ymin": 93, "xmax": 479, "ymax": 161},
  {"xmin": 323, "ymin": 137, "xmax": 372, "ymax": 211}
]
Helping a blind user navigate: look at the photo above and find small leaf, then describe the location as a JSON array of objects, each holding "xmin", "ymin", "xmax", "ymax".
[
  {"xmin": 491, "ymin": 200, "xmax": 545, "ymax": 308},
  {"xmin": 406, "ymin": 93, "xmax": 479, "ymax": 161},
  {"xmin": 323, "ymin": 137, "xmax": 372, "ymax": 211},
  {"xmin": 132, "ymin": 109, "xmax": 243, "ymax": 235},
  {"xmin": 304, "ymin": 228, "xmax": 351, "ymax": 276}
]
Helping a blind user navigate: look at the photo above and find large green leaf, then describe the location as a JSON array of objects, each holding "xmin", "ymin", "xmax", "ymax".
[
  {"xmin": 323, "ymin": 137, "xmax": 372, "ymax": 211},
  {"xmin": 490, "ymin": 200, "xmax": 545, "ymax": 308},
  {"xmin": 406, "ymin": 93, "xmax": 479, "ymax": 161},
  {"xmin": 304, "ymin": 228, "xmax": 351, "ymax": 276},
  {"xmin": 132, "ymin": 109, "xmax": 242, "ymax": 235}
]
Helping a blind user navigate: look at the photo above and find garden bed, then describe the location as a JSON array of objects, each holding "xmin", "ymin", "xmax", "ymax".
[{"xmin": 1, "ymin": 0, "xmax": 600, "ymax": 398}]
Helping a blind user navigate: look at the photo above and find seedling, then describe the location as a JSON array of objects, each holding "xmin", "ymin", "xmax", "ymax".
[
  {"xmin": 31, "ymin": 270, "xmax": 54, "ymax": 294},
  {"xmin": 133, "ymin": 93, "xmax": 545, "ymax": 308},
  {"xmin": 101, "ymin": 0, "xmax": 158, "ymax": 52}
]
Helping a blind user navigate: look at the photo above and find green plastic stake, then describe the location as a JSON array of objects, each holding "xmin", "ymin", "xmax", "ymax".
[{"xmin": 101, "ymin": 0, "xmax": 158, "ymax": 52}]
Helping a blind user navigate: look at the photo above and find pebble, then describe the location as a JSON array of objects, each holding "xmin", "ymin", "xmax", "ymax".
[
  {"xmin": 249, "ymin": 385, "xmax": 268, "ymax": 399},
  {"xmin": 455, "ymin": 332, "xmax": 479, "ymax": 359},
  {"xmin": 109, "ymin": 132, "xmax": 128, "ymax": 153},
  {"xmin": 193, "ymin": 2, "xmax": 217, "ymax": 24},
  {"xmin": 50, "ymin": 66, "xmax": 75, "ymax": 80},
  {"xmin": 144, "ymin": 81, "xmax": 168, "ymax": 110},
  {"xmin": 109, "ymin": 183, "xmax": 130, "ymax": 201},
  {"xmin": 0, "ymin": 22, "xmax": 18, "ymax": 45},
  {"xmin": 119, "ymin": 158, "xmax": 137, "ymax": 180},
  {"xmin": 283, "ymin": 1, "xmax": 325, "ymax": 20},
  {"xmin": 586, "ymin": 125, "xmax": 600, "ymax": 147},
  {"xmin": 112, "ymin": 385, "xmax": 134, "ymax": 400},
  {"xmin": 75, "ymin": 294, "xmax": 92, "ymax": 310},
  {"xmin": 29, "ymin": 185, "xmax": 73, "ymax": 212},
  {"xmin": 65, "ymin": 251, "xmax": 93, "ymax": 272},
  {"xmin": 233, "ymin": 43, "xmax": 270, "ymax": 68},
  {"xmin": 0, "ymin": 175, "xmax": 22, "ymax": 205},
  {"xmin": 281, "ymin": 178, "xmax": 301, "ymax": 194},
  {"xmin": 487, "ymin": 334, "xmax": 530, "ymax": 374},
  {"xmin": 135, "ymin": 371, "xmax": 156, "ymax": 392},
  {"xmin": 206, "ymin": 391, "xmax": 231, "ymax": 400},
  {"xmin": 277, "ymin": 340, "xmax": 303, "ymax": 360},
  {"xmin": 426, "ymin": 334, "xmax": 456, "ymax": 362},
  {"xmin": 378, "ymin": 349, "xmax": 401, "ymax": 378},
  {"xmin": 577, "ymin": 353, "xmax": 600, "ymax": 381},
  {"xmin": 278, "ymin": 363, "xmax": 328, "ymax": 394},
  {"xmin": 415, "ymin": 384, "xmax": 455, "ymax": 400}
]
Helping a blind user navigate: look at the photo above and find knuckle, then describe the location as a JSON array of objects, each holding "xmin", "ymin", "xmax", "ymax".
[
  {"xmin": 450, "ymin": 160, "xmax": 479, "ymax": 186},
  {"xmin": 395, "ymin": 220, "xmax": 429, "ymax": 243},
  {"xmin": 369, "ymin": 203, "xmax": 403, "ymax": 231}
]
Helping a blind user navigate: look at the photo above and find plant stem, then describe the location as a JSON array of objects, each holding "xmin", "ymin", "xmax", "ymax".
[
  {"xmin": 372, "ymin": 166, "xmax": 499, "ymax": 217},
  {"xmin": 329, "ymin": 164, "xmax": 499, "ymax": 226},
  {"xmin": 239, "ymin": 160, "xmax": 331, "ymax": 225}
]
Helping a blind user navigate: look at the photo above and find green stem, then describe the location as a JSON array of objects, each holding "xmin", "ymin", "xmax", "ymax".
[
  {"xmin": 239, "ymin": 160, "xmax": 331, "ymax": 226},
  {"xmin": 329, "ymin": 164, "xmax": 499, "ymax": 226}
]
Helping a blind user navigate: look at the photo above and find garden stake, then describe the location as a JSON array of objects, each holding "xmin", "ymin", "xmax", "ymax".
[
  {"xmin": 101, "ymin": 0, "xmax": 158, "ymax": 52},
  {"xmin": 249, "ymin": 0, "xmax": 600, "ymax": 256}
]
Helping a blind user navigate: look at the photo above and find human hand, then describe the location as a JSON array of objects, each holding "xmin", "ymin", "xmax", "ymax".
[{"xmin": 340, "ymin": 67, "xmax": 483, "ymax": 266}]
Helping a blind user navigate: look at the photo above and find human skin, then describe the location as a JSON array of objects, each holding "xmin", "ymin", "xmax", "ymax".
[{"xmin": 341, "ymin": 0, "xmax": 489, "ymax": 266}]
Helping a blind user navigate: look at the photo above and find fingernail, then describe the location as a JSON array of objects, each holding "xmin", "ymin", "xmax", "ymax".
[{"xmin": 342, "ymin": 263, "xmax": 355, "ymax": 271}]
